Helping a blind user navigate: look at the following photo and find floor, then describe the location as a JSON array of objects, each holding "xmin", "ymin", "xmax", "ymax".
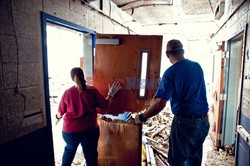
[
  {"xmin": 202, "ymin": 136, "xmax": 214, "ymax": 165},
  {"xmin": 50, "ymin": 101, "xmax": 234, "ymax": 166}
]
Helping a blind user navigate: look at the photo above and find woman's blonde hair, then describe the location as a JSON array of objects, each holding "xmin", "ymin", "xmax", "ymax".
[{"xmin": 70, "ymin": 67, "xmax": 86, "ymax": 91}]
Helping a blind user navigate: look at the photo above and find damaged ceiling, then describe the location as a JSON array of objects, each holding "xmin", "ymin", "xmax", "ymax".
[
  {"xmin": 111, "ymin": 0, "xmax": 218, "ymax": 25},
  {"xmin": 111, "ymin": 0, "xmax": 219, "ymax": 38}
]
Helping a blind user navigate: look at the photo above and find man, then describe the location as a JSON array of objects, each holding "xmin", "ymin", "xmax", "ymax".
[{"xmin": 135, "ymin": 39, "xmax": 210, "ymax": 166}]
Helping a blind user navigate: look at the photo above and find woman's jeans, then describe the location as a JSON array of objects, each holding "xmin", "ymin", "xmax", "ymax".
[
  {"xmin": 168, "ymin": 116, "xmax": 210, "ymax": 166},
  {"xmin": 62, "ymin": 128, "xmax": 100, "ymax": 166}
]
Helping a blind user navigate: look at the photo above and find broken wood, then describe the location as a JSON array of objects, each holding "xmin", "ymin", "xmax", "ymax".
[
  {"xmin": 151, "ymin": 125, "xmax": 166, "ymax": 138},
  {"xmin": 141, "ymin": 108, "xmax": 173, "ymax": 165}
]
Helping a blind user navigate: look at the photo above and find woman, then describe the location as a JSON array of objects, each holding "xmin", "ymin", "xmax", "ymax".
[{"xmin": 55, "ymin": 67, "xmax": 120, "ymax": 166}]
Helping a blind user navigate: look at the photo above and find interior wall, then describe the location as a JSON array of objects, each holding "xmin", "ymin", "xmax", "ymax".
[
  {"xmin": 0, "ymin": 0, "xmax": 141, "ymax": 165},
  {"xmin": 209, "ymin": 0, "xmax": 250, "ymax": 165}
]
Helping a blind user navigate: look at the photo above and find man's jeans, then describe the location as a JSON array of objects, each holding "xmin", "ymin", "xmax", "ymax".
[
  {"xmin": 62, "ymin": 128, "xmax": 100, "ymax": 166},
  {"xmin": 168, "ymin": 116, "xmax": 210, "ymax": 166}
]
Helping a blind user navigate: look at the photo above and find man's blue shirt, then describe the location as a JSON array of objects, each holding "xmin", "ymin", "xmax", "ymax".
[{"xmin": 154, "ymin": 59, "xmax": 208, "ymax": 115}]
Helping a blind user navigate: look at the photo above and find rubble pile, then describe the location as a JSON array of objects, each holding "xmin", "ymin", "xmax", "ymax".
[
  {"xmin": 204, "ymin": 146, "xmax": 235, "ymax": 166},
  {"xmin": 142, "ymin": 109, "xmax": 173, "ymax": 166}
]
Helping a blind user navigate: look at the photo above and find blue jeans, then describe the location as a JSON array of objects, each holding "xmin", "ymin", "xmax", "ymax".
[
  {"xmin": 168, "ymin": 116, "xmax": 210, "ymax": 166},
  {"xmin": 62, "ymin": 128, "xmax": 100, "ymax": 166}
]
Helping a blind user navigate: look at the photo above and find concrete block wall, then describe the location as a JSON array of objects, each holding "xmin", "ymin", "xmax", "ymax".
[{"xmin": 0, "ymin": 0, "xmax": 141, "ymax": 144}]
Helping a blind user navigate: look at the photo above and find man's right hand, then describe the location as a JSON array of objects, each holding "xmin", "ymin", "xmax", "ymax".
[{"xmin": 134, "ymin": 114, "xmax": 147, "ymax": 124}]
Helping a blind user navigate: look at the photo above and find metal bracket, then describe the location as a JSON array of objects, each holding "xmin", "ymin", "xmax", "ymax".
[
  {"xmin": 96, "ymin": 39, "xmax": 120, "ymax": 45},
  {"xmin": 219, "ymin": 94, "xmax": 227, "ymax": 101},
  {"xmin": 237, "ymin": 125, "xmax": 250, "ymax": 146}
]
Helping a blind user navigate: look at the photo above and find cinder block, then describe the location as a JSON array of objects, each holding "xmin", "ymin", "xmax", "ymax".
[
  {"xmin": 71, "ymin": 11, "xmax": 88, "ymax": 28},
  {"xmin": 2, "ymin": 62, "xmax": 17, "ymax": 89},
  {"xmin": 12, "ymin": 10, "xmax": 40, "ymax": 39},
  {"xmin": 238, "ymin": 1, "xmax": 248, "ymax": 17},
  {"xmin": 18, "ymin": 62, "xmax": 43, "ymax": 87},
  {"xmin": 45, "ymin": 0, "xmax": 70, "ymax": 9},
  {"xmin": 22, "ymin": 113, "xmax": 43, "ymax": 128},
  {"xmin": 0, "ymin": 63, "xmax": 3, "ymax": 90},
  {"xmin": 0, "ymin": 116, "xmax": 8, "ymax": 144},
  {"xmin": 0, "ymin": 93, "xmax": 7, "ymax": 143},
  {"xmin": 19, "ymin": 86, "xmax": 45, "ymax": 111},
  {"xmin": 45, "ymin": 0, "xmax": 89, "ymax": 31},
  {"xmin": 69, "ymin": 0, "xmax": 88, "ymax": 19},
  {"xmin": 12, "ymin": 0, "xmax": 42, "ymax": 14},
  {"xmin": 18, "ymin": 37, "xmax": 42, "ymax": 63},
  {"xmin": 0, "ymin": 35, "xmax": 17, "ymax": 63},
  {"xmin": 88, "ymin": 10, "xmax": 102, "ymax": 33},
  {"xmin": 21, "ymin": 117, "xmax": 46, "ymax": 137},
  {"xmin": 44, "ymin": 0, "xmax": 70, "ymax": 18},
  {"xmin": 7, "ymin": 112, "xmax": 23, "ymax": 141},
  {"xmin": 0, "ymin": 91, "xmax": 5, "ymax": 116},
  {"xmin": 0, "ymin": 6, "xmax": 14, "ymax": 35},
  {"xmin": 4, "ymin": 89, "xmax": 25, "ymax": 116},
  {"xmin": 44, "ymin": 0, "xmax": 81, "ymax": 27},
  {"xmin": 102, "ymin": 17, "xmax": 114, "ymax": 34}
]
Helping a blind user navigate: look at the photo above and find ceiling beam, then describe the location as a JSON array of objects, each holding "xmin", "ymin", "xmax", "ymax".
[{"xmin": 117, "ymin": 0, "xmax": 173, "ymax": 10}]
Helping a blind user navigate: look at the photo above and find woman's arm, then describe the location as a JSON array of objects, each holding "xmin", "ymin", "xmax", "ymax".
[{"xmin": 55, "ymin": 92, "xmax": 67, "ymax": 124}]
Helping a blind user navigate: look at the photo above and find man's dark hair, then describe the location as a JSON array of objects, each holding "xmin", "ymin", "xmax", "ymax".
[
  {"xmin": 166, "ymin": 39, "xmax": 184, "ymax": 56},
  {"xmin": 167, "ymin": 49, "xmax": 184, "ymax": 56}
]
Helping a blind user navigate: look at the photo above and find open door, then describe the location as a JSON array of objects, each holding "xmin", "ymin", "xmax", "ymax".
[
  {"xmin": 94, "ymin": 34, "xmax": 162, "ymax": 166},
  {"xmin": 210, "ymin": 41, "xmax": 226, "ymax": 148},
  {"xmin": 94, "ymin": 34, "xmax": 163, "ymax": 114}
]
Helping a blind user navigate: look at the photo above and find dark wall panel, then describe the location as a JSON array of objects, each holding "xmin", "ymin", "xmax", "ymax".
[
  {"xmin": 237, "ymin": 135, "xmax": 250, "ymax": 166},
  {"xmin": 0, "ymin": 127, "xmax": 54, "ymax": 166}
]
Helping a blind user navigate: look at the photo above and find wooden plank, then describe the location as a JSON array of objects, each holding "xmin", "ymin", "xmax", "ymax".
[{"xmin": 94, "ymin": 34, "xmax": 162, "ymax": 114}]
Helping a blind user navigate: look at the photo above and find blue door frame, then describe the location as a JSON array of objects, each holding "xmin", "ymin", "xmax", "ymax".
[{"xmin": 41, "ymin": 12, "xmax": 96, "ymax": 127}]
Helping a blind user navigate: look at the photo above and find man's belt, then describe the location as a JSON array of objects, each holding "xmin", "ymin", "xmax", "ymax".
[{"xmin": 176, "ymin": 113, "xmax": 208, "ymax": 119}]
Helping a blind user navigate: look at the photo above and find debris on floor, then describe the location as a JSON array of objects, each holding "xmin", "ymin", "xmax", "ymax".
[
  {"xmin": 142, "ymin": 108, "xmax": 173, "ymax": 166},
  {"xmin": 204, "ymin": 146, "xmax": 235, "ymax": 166}
]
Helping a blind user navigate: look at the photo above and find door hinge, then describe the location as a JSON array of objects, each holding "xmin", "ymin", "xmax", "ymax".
[
  {"xmin": 216, "ymin": 133, "xmax": 223, "ymax": 140},
  {"xmin": 237, "ymin": 125, "xmax": 250, "ymax": 146},
  {"xmin": 223, "ymin": 51, "xmax": 229, "ymax": 59},
  {"xmin": 219, "ymin": 94, "xmax": 227, "ymax": 101}
]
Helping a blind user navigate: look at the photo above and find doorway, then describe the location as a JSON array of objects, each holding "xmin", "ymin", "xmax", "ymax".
[
  {"xmin": 222, "ymin": 34, "xmax": 244, "ymax": 146},
  {"xmin": 42, "ymin": 13, "xmax": 95, "ymax": 165}
]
